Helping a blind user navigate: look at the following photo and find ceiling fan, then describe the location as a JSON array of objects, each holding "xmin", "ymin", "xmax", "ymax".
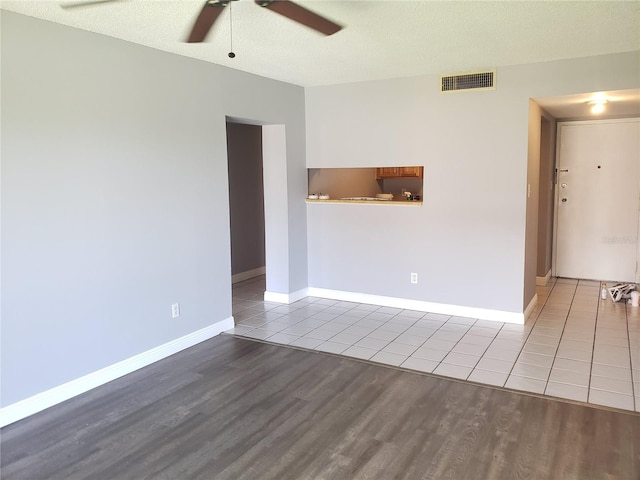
[
  {"xmin": 188, "ymin": 0, "xmax": 343, "ymax": 43},
  {"xmin": 61, "ymin": 0, "xmax": 343, "ymax": 43}
]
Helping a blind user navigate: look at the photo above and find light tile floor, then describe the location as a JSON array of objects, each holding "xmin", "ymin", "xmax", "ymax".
[{"xmin": 227, "ymin": 276, "xmax": 640, "ymax": 412}]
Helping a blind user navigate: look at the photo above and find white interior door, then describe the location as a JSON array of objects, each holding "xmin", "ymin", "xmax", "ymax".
[{"xmin": 554, "ymin": 118, "xmax": 640, "ymax": 282}]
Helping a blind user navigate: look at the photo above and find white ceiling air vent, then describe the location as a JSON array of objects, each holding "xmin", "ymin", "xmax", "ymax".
[{"xmin": 440, "ymin": 70, "xmax": 496, "ymax": 93}]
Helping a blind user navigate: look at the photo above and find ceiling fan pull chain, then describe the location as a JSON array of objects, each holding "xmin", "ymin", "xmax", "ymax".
[{"xmin": 228, "ymin": 0, "xmax": 235, "ymax": 58}]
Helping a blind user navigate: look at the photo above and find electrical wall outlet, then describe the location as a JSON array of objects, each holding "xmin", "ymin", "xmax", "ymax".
[
  {"xmin": 410, "ymin": 273, "xmax": 418, "ymax": 284},
  {"xmin": 171, "ymin": 303, "xmax": 180, "ymax": 318}
]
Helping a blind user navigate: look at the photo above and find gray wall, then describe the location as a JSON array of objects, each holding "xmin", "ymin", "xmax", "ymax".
[
  {"xmin": 227, "ymin": 123, "xmax": 265, "ymax": 276},
  {"xmin": 1, "ymin": 12, "xmax": 307, "ymax": 406},
  {"xmin": 306, "ymin": 52, "xmax": 640, "ymax": 315}
]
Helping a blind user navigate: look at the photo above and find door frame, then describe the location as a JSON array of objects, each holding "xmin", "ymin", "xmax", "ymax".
[
  {"xmin": 225, "ymin": 116, "xmax": 294, "ymax": 300},
  {"xmin": 552, "ymin": 117, "xmax": 640, "ymax": 281}
]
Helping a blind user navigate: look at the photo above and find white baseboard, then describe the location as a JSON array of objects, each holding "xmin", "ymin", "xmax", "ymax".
[
  {"xmin": 0, "ymin": 317, "xmax": 234, "ymax": 428},
  {"xmin": 536, "ymin": 270, "xmax": 552, "ymax": 286},
  {"xmin": 232, "ymin": 267, "xmax": 266, "ymax": 284},
  {"xmin": 524, "ymin": 294, "xmax": 538, "ymax": 321},
  {"xmin": 307, "ymin": 288, "xmax": 524, "ymax": 325},
  {"xmin": 264, "ymin": 288, "xmax": 309, "ymax": 304}
]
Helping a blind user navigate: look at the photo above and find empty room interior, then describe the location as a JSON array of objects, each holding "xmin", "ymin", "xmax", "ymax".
[{"xmin": 1, "ymin": 1, "xmax": 639, "ymax": 478}]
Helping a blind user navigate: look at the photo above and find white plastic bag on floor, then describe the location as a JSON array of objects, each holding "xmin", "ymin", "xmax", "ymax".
[{"xmin": 607, "ymin": 283, "xmax": 637, "ymax": 302}]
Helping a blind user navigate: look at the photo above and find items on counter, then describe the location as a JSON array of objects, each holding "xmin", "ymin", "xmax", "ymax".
[
  {"xmin": 308, "ymin": 192, "xmax": 421, "ymax": 203},
  {"xmin": 376, "ymin": 193, "xmax": 394, "ymax": 200}
]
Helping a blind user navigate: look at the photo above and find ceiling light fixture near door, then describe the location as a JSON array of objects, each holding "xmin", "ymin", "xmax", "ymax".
[
  {"xmin": 587, "ymin": 93, "xmax": 608, "ymax": 114},
  {"xmin": 589, "ymin": 99, "xmax": 607, "ymax": 114}
]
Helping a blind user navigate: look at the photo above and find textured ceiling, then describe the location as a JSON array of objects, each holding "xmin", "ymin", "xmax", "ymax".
[{"xmin": 2, "ymin": 0, "xmax": 639, "ymax": 87}]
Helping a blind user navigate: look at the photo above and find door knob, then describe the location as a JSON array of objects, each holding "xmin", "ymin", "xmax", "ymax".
[{"xmin": 561, "ymin": 198, "xmax": 568, "ymax": 202}]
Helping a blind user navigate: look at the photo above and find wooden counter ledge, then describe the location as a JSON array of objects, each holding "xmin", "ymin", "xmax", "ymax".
[{"xmin": 306, "ymin": 199, "xmax": 422, "ymax": 205}]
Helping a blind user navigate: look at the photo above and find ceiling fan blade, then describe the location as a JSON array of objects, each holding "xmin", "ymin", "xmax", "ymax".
[
  {"xmin": 256, "ymin": 0, "xmax": 342, "ymax": 36},
  {"xmin": 186, "ymin": 1, "xmax": 228, "ymax": 43}
]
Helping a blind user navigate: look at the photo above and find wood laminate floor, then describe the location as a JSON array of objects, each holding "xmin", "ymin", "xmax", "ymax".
[{"xmin": 2, "ymin": 334, "xmax": 639, "ymax": 480}]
